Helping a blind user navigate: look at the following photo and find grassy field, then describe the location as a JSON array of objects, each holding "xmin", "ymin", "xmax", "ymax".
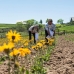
[
  {"xmin": 0, "ymin": 23, "xmax": 16, "ymax": 28},
  {"xmin": 1, "ymin": 23, "xmax": 74, "ymax": 31},
  {"xmin": 56, "ymin": 24, "xmax": 74, "ymax": 32}
]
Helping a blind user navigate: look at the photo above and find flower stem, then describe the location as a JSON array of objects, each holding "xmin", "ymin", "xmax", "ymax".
[
  {"xmin": 8, "ymin": 54, "xmax": 10, "ymax": 74},
  {"xmin": 13, "ymin": 56, "xmax": 16, "ymax": 74}
]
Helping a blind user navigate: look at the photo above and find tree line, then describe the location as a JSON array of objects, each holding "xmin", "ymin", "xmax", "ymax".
[{"xmin": 16, "ymin": 19, "xmax": 64, "ymax": 32}]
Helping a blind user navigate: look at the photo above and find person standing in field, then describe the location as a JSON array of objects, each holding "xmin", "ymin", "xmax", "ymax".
[
  {"xmin": 45, "ymin": 19, "xmax": 55, "ymax": 38},
  {"xmin": 28, "ymin": 25, "xmax": 39, "ymax": 44}
]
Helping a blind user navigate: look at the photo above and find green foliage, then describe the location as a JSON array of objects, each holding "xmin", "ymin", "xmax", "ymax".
[
  {"xmin": 16, "ymin": 22, "xmax": 23, "ymax": 25},
  {"xmin": 56, "ymin": 24, "xmax": 64, "ymax": 29},
  {"xmin": 57, "ymin": 19, "xmax": 64, "ymax": 24},
  {"xmin": 31, "ymin": 57, "xmax": 46, "ymax": 74},
  {"xmin": 16, "ymin": 22, "xmax": 25, "ymax": 32},
  {"xmin": 25, "ymin": 19, "xmax": 38, "ymax": 30},
  {"xmin": 58, "ymin": 25, "xmax": 74, "ymax": 32},
  {"xmin": 39, "ymin": 24, "xmax": 43, "ymax": 29},
  {"xmin": 69, "ymin": 21, "xmax": 74, "ymax": 25},
  {"xmin": 0, "ymin": 56, "xmax": 6, "ymax": 61},
  {"xmin": 39, "ymin": 19, "xmax": 43, "ymax": 24},
  {"xmin": 0, "ymin": 56, "xmax": 7, "ymax": 64},
  {"xmin": 25, "ymin": 70, "xmax": 29, "ymax": 74},
  {"xmin": 31, "ymin": 46, "xmax": 54, "ymax": 74},
  {"xmin": 34, "ymin": 21, "xmax": 38, "ymax": 24},
  {"xmin": 19, "ymin": 67, "xmax": 25, "ymax": 74},
  {"xmin": 26, "ymin": 19, "xmax": 35, "ymax": 25},
  {"xmin": 42, "ymin": 54, "xmax": 50, "ymax": 62},
  {"xmin": 46, "ymin": 18, "xmax": 48, "ymax": 23},
  {"xmin": 0, "ymin": 24, "xmax": 16, "ymax": 28}
]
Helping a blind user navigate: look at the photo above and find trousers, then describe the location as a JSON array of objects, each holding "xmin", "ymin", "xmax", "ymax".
[{"xmin": 28, "ymin": 31, "xmax": 36, "ymax": 43}]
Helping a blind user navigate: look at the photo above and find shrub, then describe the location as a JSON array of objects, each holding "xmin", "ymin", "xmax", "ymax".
[{"xmin": 16, "ymin": 23, "xmax": 25, "ymax": 32}]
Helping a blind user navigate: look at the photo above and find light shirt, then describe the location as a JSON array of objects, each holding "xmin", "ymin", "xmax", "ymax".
[
  {"xmin": 28, "ymin": 25, "xmax": 34, "ymax": 31},
  {"xmin": 45, "ymin": 23, "xmax": 55, "ymax": 31},
  {"xmin": 28, "ymin": 25, "xmax": 38, "ymax": 33}
]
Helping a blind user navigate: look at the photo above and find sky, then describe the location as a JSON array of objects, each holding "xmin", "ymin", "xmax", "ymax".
[{"xmin": 0, "ymin": 0, "xmax": 74, "ymax": 24}]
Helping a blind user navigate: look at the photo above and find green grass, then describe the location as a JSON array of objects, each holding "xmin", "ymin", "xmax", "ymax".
[
  {"xmin": 58, "ymin": 25, "xmax": 74, "ymax": 32},
  {"xmin": 0, "ymin": 23, "xmax": 16, "ymax": 28}
]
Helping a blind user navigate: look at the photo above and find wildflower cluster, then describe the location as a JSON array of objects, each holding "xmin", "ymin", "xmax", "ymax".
[
  {"xmin": 0, "ymin": 30, "xmax": 55, "ymax": 74},
  {"xmin": 31, "ymin": 38, "xmax": 54, "ymax": 50},
  {"xmin": 0, "ymin": 30, "xmax": 31, "ymax": 74}
]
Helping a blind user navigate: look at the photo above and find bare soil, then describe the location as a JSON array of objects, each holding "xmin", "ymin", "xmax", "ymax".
[{"xmin": 45, "ymin": 35, "xmax": 74, "ymax": 74}]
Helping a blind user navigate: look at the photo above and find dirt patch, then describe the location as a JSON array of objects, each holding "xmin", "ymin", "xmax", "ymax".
[{"xmin": 45, "ymin": 35, "xmax": 74, "ymax": 74}]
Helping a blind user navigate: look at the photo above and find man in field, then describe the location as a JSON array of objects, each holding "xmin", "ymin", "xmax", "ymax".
[
  {"xmin": 45, "ymin": 19, "xmax": 55, "ymax": 38},
  {"xmin": 28, "ymin": 25, "xmax": 39, "ymax": 44}
]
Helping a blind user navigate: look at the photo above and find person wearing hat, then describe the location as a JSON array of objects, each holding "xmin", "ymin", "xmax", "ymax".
[
  {"xmin": 45, "ymin": 19, "xmax": 55, "ymax": 38},
  {"xmin": 28, "ymin": 25, "xmax": 39, "ymax": 43}
]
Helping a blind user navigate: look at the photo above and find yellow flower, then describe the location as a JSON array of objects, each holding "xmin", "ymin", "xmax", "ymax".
[
  {"xmin": 9, "ymin": 52, "xmax": 13, "ymax": 56},
  {"xmin": 3, "ymin": 43, "xmax": 9, "ymax": 49},
  {"xmin": 35, "ymin": 45, "xmax": 39, "ymax": 50},
  {"xmin": 37, "ymin": 43, "xmax": 43, "ymax": 48},
  {"xmin": 37, "ymin": 43, "xmax": 42, "ymax": 46},
  {"xmin": 2, "ymin": 43, "xmax": 9, "ymax": 54},
  {"xmin": 40, "ymin": 40, "xmax": 46, "ymax": 45},
  {"xmin": 3, "ymin": 42, "xmax": 14, "ymax": 49},
  {"xmin": 40, "ymin": 40, "xmax": 45, "ymax": 42},
  {"xmin": 49, "ymin": 39, "xmax": 54, "ymax": 42},
  {"xmin": 24, "ymin": 48, "xmax": 31, "ymax": 55},
  {"xmin": 24, "ymin": 42, "xmax": 28, "ymax": 46},
  {"xmin": 41, "ymin": 41, "xmax": 46, "ymax": 45},
  {"xmin": 49, "ymin": 42, "xmax": 53, "ymax": 45},
  {"xmin": 45, "ymin": 42, "xmax": 49, "ymax": 45},
  {"xmin": 18, "ymin": 47, "xmax": 31, "ymax": 57},
  {"xmin": 0, "ymin": 46, "xmax": 4, "ymax": 52},
  {"xmin": 18, "ymin": 48, "xmax": 31, "ymax": 57},
  {"xmin": 31, "ymin": 46, "xmax": 36, "ymax": 49},
  {"xmin": 6, "ymin": 30, "xmax": 21, "ymax": 42},
  {"xmin": 9, "ymin": 48, "xmax": 19, "ymax": 56},
  {"xmin": 47, "ymin": 38, "xmax": 54, "ymax": 42},
  {"xmin": 7, "ymin": 42, "xmax": 14, "ymax": 49},
  {"xmin": 18, "ymin": 48, "xmax": 26, "ymax": 57}
]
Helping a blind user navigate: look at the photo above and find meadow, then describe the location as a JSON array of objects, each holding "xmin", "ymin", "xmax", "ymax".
[
  {"xmin": 0, "ymin": 24, "xmax": 16, "ymax": 28},
  {"xmin": 56, "ymin": 24, "xmax": 74, "ymax": 32}
]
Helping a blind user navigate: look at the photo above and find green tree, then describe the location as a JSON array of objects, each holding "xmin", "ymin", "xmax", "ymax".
[
  {"xmin": 38, "ymin": 24, "xmax": 44, "ymax": 29},
  {"xmin": 16, "ymin": 21, "xmax": 23, "ymax": 24},
  {"xmin": 25, "ymin": 19, "xmax": 38, "ymax": 30},
  {"xmin": 16, "ymin": 22, "xmax": 25, "ymax": 32},
  {"xmin": 34, "ymin": 21, "xmax": 38, "ymax": 24},
  {"xmin": 46, "ymin": 18, "xmax": 49, "ymax": 23},
  {"xmin": 39, "ymin": 19, "xmax": 43, "ymax": 24},
  {"xmin": 57, "ymin": 19, "xmax": 64, "ymax": 24}
]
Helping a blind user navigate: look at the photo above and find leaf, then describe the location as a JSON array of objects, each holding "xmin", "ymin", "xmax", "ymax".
[{"xmin": 26, "ymin": 69, "xmax": 29, "ymax": 74}]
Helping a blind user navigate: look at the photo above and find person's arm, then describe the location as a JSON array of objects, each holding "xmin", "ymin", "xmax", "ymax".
[
  {"xmin": 53, "ymin": 30, "xmax": 55, "ymax": 36},
  {"xmin": 31, "ymin": 27, "xmax": 34, "ymax": 33},
  {"xmin": 47, "ymin": 30, "xmax": 50, "ymax": 35}
]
